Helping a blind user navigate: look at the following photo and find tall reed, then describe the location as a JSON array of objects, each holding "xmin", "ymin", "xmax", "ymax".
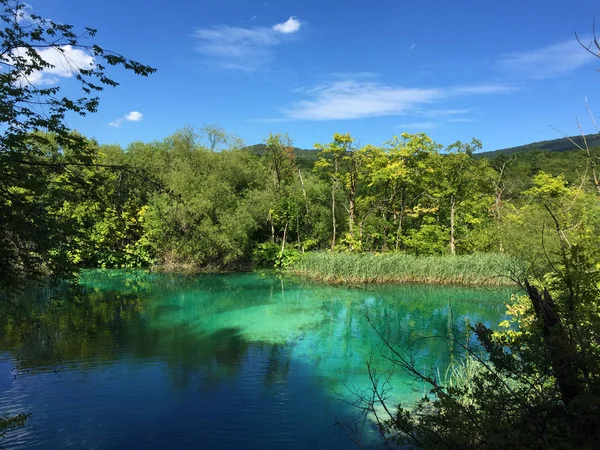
[{"xmin": 289, "ymin": 252, "xmax": 518, "ymax": 286}]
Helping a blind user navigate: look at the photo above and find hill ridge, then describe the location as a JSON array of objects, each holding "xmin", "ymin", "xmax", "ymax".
[{"xmin": 245, "ymin": 133, "xmax": 600, "ymax": 162}]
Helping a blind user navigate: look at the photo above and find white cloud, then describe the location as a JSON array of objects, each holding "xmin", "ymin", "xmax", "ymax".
[
  {"xmin": 273, "ymin": 17, "xmax": 301, "ymax": 34},
  {"xmin": 497, "ymin": 38, "xmax": 596, "ymax": 79},
  {"xmin": 125, "ymin": 111, "xmax": 143, "ymax": 121},
  {"xmin": 194, "ymin": 17, "xmax": 303, "ymax": 71},
  {"xmin": 283, "ymin": 79, "xmax": 516, "ymax": 121},
  {"xmin": 11, "ymin": 45, "xmax": 95, "ymax": 85},
  {"xmin": 5, "ymin": 4, "xmax": 94, "ymax": 85},
  {"xmin": 109, "ymin": 111, "xmax": 143, "ymax": 127},
  {"xmin": 409, "ymin": 44, "xmax": 416, "ymax": 52}
]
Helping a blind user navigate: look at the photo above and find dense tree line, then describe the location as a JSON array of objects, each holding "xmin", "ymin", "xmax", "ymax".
[{"xmin": 3, "ymin": 125, "xmax": 600, "ymax": 287}]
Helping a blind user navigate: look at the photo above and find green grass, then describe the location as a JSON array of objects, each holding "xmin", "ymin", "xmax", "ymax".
[{"xmin": 289, "ymin": 251, "xmax": 519, "ymax": 286}]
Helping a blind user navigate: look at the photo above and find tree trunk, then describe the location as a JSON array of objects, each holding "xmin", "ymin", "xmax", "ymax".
[
  {"xmin": 382, "ymin": 186, "xmax": 396, "ymax": 252},
  {"xmin": 525, "ymin": 280, "xmax": 583, "ymax": 407},
  {"xmin": 298, "ymin": 169, "xmax": 310, "ymax": 216},
  {"xmin": 394, "ymin": 188, "xmax": 406, "ymax": 251},
  {"xmin": 359, "ymin": 221, "xmax": 363, "ymax": 243},
  {"xmin": 494, "ymin": 190, "xmax": 502, "ymax": 222},
  {"xmin": 381, "ymin": 210, "xmax": 389, "ymax": 251},
  {"xmin": 347, "ymin": 162, "xmax": 357, "ymax": 250},
  {"xmin": 297, "ymin": 215, "xmax": 301, "ymax": 250},
  {"xmin": 495, "ymin": 190, "xmax": 504, "ymax": 253},
  {"xmin": 395, "ymin": 211, "xmax": 404, "ymax": 251},
  {"xmin": 280, "ymin": 220, "xmax": 288, "ymax": 257},
  {"xmin": 579, "ymin": 116, "xmax": 600, "ymax": 195},
  {"xmin": 449, "ymin": 195, "xmax": 456, "ymax": 255},
  {"xmin": 331, "ymin": 181, "xmax": 336, "ymax": 250},
  {"xmin": 348, "ymin": 192, "xmax": 355, "ymax": 250},
  {"xmin": 269, "ymin": 211, "xmax": 275, "ymax": 243}
]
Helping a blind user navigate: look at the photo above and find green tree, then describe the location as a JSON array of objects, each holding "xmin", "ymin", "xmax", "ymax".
[
  {"xmin": 314, "ymin": 133, "xmax": 353, "ymax": 250},
  {"xmin": 0, "ymin": 0, "xmax": 155, "ymax": 440},
  {"xmin": 0, "ymin": 0, "xmax": 155, "ymax": 289},
  {"xmin": 364, "ymin": 133, "xmax": 440, "ymax": 251},
  {"xmin": 264, "ymin": 133, "xmax": 296, "ymax": 190},
  {"xmin": 263, "ymin": 133, "xmax": 298, "ymax": 260},
  {"xmin": 138, "ymin": 128, "xmax": 270, "ymax": 270},
  {"xmin": 432, "ymin": 139, "xmax": 490, "ymax": 255},
  {"xmin": 200, "ymin": 124, "xmax": 244, "ymax": 152}
]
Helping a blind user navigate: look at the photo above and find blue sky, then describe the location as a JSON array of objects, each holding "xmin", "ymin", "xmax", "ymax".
[{"xmin": 30, "ymin": 0, "xmax": 600, "ymax": 151}]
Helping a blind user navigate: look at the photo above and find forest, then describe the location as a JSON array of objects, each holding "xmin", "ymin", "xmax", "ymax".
[{"xmin": 3, "ymin": 126, "xmax": 599, "ymax": 286}]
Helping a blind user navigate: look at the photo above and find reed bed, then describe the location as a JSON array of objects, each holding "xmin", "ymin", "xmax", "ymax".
[{"xmin": 289, "ymin": 252, "xmax": 518, "ymax": 286}]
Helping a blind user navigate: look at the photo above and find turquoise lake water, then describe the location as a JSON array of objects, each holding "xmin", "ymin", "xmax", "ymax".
[{"xmin": 0, "ymin": 270, "xmax": 512, "ymax": 449}]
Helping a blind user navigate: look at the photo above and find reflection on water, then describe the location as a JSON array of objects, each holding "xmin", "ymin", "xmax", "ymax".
[{"xmin": 0, "ymin": 270, "xmax": 511, "ymax": 449}]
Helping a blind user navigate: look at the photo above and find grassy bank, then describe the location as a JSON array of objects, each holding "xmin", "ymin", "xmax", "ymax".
[{"xmin": 289, "ymin": 252, "xmax": 519, "ymax": 286}]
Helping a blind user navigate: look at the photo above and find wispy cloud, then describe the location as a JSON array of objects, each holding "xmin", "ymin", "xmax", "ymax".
[
  {"xmin": 420, "ymin": 108, "xmax": 472, "ymax": 118},
  {"xmin": 497, "ymin": 38, "xmax": 596, "ymax": 79},
  {"xmin": 395, "ymin": 112, "xmax": 476, "ymax": 130},
  {"xmin": 395, "ymin": 121, "xmax": 437, "ymax": 130},
  {"xmin": 286, "ymin": 81, "xmax": 443, "ymax": 120},
  {"xmin": 283, "ymin": 79, "xmax": 515, "ymax": 121},
  {"xmin": 194, "ymin": 16, "xmax": 302, "ymax": 71},
  {"xmin": 453, "ymin": 85, "xmax": 518, "ymax": 95},
  {"xmin": 409, "ymin": 44, "xmax": 416, "ymax": 52},
  {"xmin": 109, "ymin": 111, "xmax": 143, "ymax": 127}
]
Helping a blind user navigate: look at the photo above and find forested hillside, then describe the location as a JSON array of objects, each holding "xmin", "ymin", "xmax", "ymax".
[{"xmin": 481, "ymin": 132, "xmax": 600, "ymax": 157}]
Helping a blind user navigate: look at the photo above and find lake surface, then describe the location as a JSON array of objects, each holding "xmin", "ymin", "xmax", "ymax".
[{"xmin": 0, "ymin": 271, "xmax": 511, "ymax": 449}]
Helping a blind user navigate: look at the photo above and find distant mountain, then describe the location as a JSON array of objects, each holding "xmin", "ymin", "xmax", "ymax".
[
  {"xmin": 245, "ymin": 132, "xmax": 600, "ymax": 168},
  {"xmin": 480, "ymin": 133, "xmax": 600, "ymax": 158}
]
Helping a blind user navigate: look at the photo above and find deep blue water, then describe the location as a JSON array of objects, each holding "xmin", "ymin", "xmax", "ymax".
[{"xmin": 0, "ymin": 271, "xmax": 511, "ymax": 449}]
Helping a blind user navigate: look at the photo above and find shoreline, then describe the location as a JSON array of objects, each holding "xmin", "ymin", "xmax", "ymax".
[{"xmin": 81, "ymin": 252, "xmax": 520, "ymax": 288}]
